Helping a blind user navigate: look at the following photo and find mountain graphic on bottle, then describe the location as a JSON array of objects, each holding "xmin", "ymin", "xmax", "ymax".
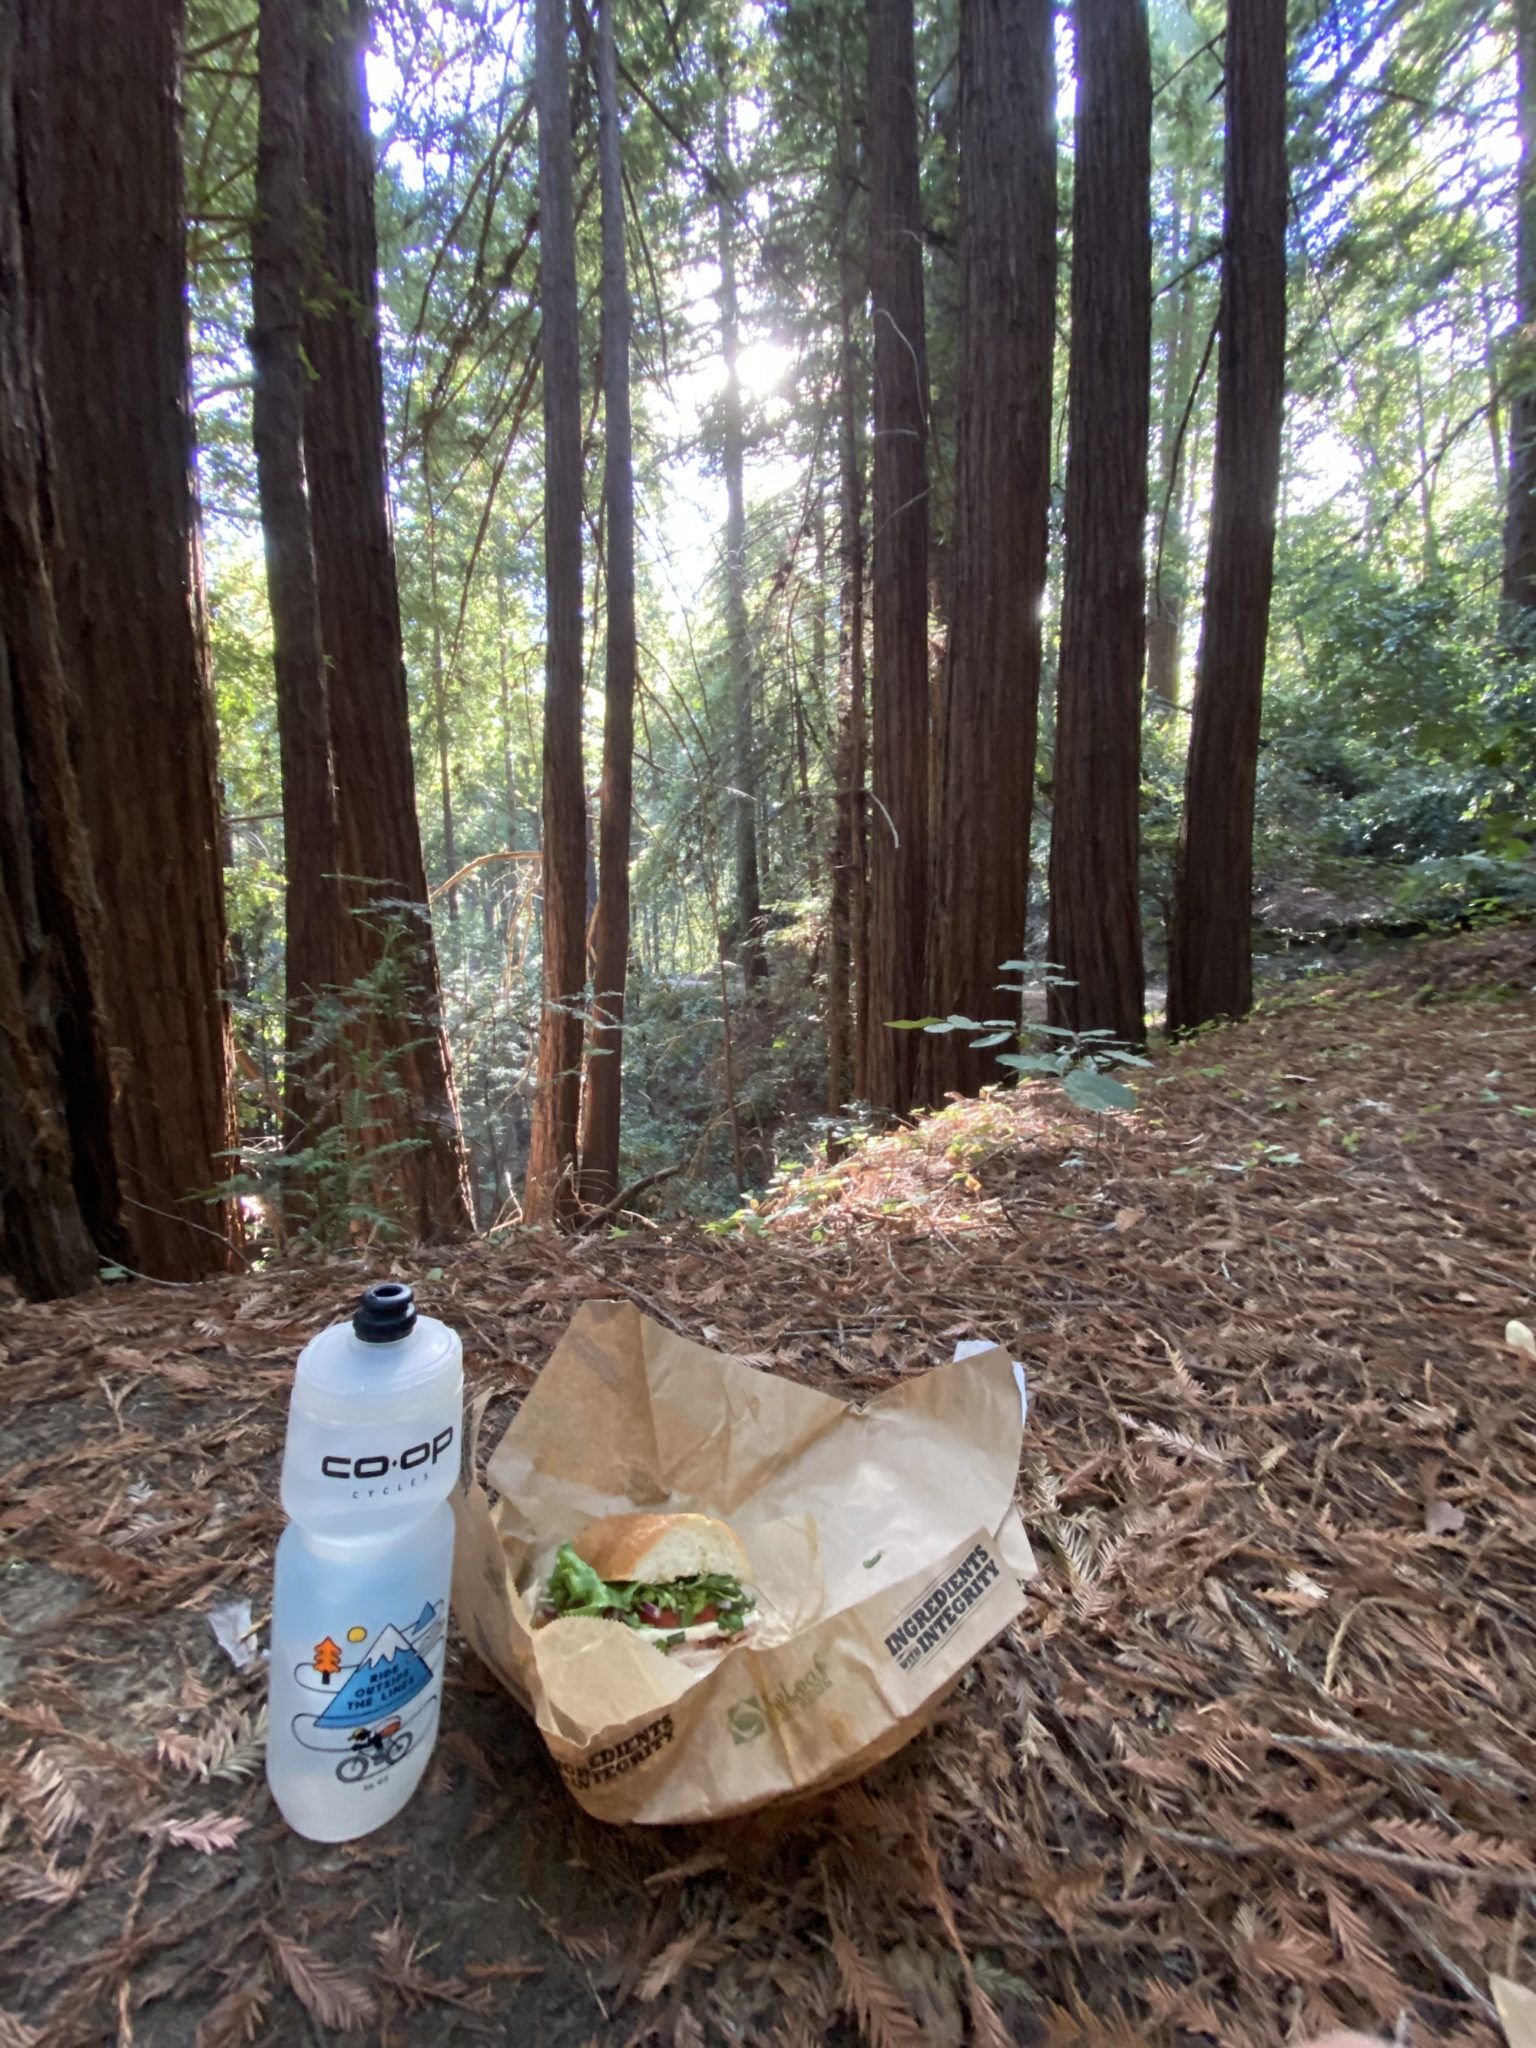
[{"xmin": 314, "ymin": 1624, "xmax": 433, "ymax": 1730}]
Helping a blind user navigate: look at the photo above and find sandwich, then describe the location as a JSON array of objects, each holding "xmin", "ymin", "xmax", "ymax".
[{"xmin": 536, "ymin": 1512, "xmax": 756, "ymax": 1654}]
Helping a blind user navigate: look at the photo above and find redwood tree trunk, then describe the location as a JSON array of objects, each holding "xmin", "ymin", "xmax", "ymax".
[
  {"xmin": 251, "ymin": 0, "xmax": 343, "ymax": 1144},
  {"xmin": 865, "ymin": 0, "xmax": 932, "ymax": 1113},
  {"xmin": 1505, "ymin": 0, "xmax": 1536, "ymax": 615},
  {"xmin": 22, "ymin": 0, "xmax": 237, "ymax": 1280},
  {"xmin": 1168, "ymin": 0, "xmax": 1288, "ymax": 1032},
  {"xmin": 927, "ymin": 0, "xmax": 1056, "ymax": 1098},
  {"xmin": 795, "ymin": 510, "xmax": 823, "ymax": 896},
  {"xmin": 579, "ymin": 0, "xmax": 636, "ymax": 1208},
  {"xmin": 714, "ymin": 83, "xmax": 767, "ymax": 986},
  {"xmin": 301, "ymin": 0, "xmax": 472, "ymax": 1235},
  {"xmin": 834, "ymin": 188, "xmax": 870, "ymax": 1111},
  {"xmin": 1047, "ymin": 0, "xmax": 1151, "ymax": 1049},
  {"xmin": 523, "ymin": 0, "xmax": 588, "ymax": 1227},
  {"xmin": 423, "ymin": 445, "xmax": 458, "ymax": 920},
  {"xmin": 0, "ymin": 5, "xmax": 124, "ymax": 1299}
]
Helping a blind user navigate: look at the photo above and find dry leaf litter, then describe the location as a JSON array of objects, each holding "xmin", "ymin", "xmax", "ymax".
[{"xmin": 1, "ymin": 928, "xmax": 1534, "ymax": 2048}]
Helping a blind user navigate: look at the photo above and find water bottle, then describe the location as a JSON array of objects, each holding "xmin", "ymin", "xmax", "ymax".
[{"xmin": 266, "ymin": 1282, "xmax": 463, "ymax": 1842}]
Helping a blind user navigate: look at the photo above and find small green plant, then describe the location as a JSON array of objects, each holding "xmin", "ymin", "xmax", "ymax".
[
  {"xmin": 891, "ymin": 962, "xmax": 1148, "ymax": 1116},
  {"xmin": 216, "ymin": 908, "xmax": 434, "ymax": 1252}
]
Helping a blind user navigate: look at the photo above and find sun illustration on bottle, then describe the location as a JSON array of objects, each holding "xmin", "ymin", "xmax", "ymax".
[{"xmin": 290, "ymin": 1601, "xmax": 447, "ymax": 1780}]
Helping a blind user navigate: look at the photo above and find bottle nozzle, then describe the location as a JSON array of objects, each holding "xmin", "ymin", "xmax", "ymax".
[{"xmin": 353, "ymin": 1281, "xmax": 418, "ymax": 1344}]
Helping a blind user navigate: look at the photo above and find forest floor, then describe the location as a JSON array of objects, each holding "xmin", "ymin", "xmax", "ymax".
[{"xmin": 3, "ymin": 926, "xmax": 1536, "ymax": 2048}]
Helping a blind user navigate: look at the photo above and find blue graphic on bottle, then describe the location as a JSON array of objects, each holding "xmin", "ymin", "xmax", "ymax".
[{"xmin": 287, "ymin": 1600, "xmax": 446, "ymax": 1783}]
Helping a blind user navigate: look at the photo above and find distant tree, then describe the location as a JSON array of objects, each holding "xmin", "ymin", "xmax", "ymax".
[
  {"xmin": 0, "ymin": 2, "xmax": 123, "ymax": 1300},
  {"xmin": 1146, "ymin": 73, "xmax": 1210, "ymax": 719},
  {"xmin": 250, "ymin": 0, "xmax": 344, "ymax": 1144},
  {"xmin": 21, "ymin": 0, "xmax": 238, "ymax": 1281},
  {"xmin": 829, "ymin": 160, "xmax": 869, "ymax": 1116},
  {"xmin": 523, "ymin": 0, "xmax": 588, "ymax": 1227},
  {"xmin": 1048, "ymin": 0, "xmax": 1152, "ymax": 1048},
  {"xmin": 714, "ymin": 71, "xmax": 768, "ymax": 987},
  {"xmin": 1505, "ymin": 0, "xmax": 1536, "ymax": 616},
  {"xmin": 928, "ymin": 0, "xmax": 1057, "ymax": 1098},
  {"xmin": 865, "ymin": 0, "xmax": 931, "ymax": 1114},
  {"xmin": 579, "ymin": 0, "xmax": 638, "ymax": 1208},
  {"xmin": 421, "ymin": 440, "xmax": 459, "ymax": 923},
  {"xmin": 1168, "ymin": 0, "xmax": 1288, "ymax": 1032},
  {"xmin": 764, "ymin": 0, "xmax": 869, "ymax": 1114},
  {"xmin": 301, "ymin": 0, "xmax": 472, "ymax": 1234}
]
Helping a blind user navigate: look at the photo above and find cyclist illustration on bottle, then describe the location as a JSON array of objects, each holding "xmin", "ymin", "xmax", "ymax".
[{"xmin": 337, "ymin": 1718, "xmax": 413, "ymax": 1782}]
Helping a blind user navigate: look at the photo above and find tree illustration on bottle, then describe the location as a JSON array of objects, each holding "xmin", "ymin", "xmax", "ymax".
[{"xmin": 312, "ymin": 1637, "xmax": 342, "ymax": 1685}]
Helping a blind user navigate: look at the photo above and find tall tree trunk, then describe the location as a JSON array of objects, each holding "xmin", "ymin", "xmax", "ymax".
[
  {"xmin": 1147, "ymin": 155, "xmax": 1197, "ymax": 718},
  {"xmin": 1168, "ymin": 0, "xmax": 1287, "ymax": 1033},
  {"xmin": 579, "ymin": 0, "xmax": 636, "ymax": 1208},
  {"xmin": 22, "ymin": 0, "xmax": 237, "ymax": 1281},
  {"xmin": 714, "ymin": 82, "xmax": 767, "ymax": 985},
  {"xmin": 496, "ymin": 543, "xmax": 519, "ymax": 840},
  {"xmin": 423, "ymin": 444, "xmax": 458, "ymax": 920},
  {"xmin": 0, "ymin": 4, "xmax": 124, "ymax": 1299},
  {"xmin": 865, "ymin": 0, "xmax": 932, "ymax": 1112},
  {"xmin": 789, "ymin": 625, "xmax": 819, "ymax": 895},
  {"xmin": 926, "ymin": 0, "xmax": 1056, "ymax": 1098},
  {"xmin": 1047, "ymin": 0, "xmax": 1151, "ymax": 1049},
  {"xmin": 828, "ymin": 696, "xmax": 854, "ymax": 1121},
  {"xmin": 801, "ymin": 492, "xmax": 827, "ymax": 894},
  {"xmin": 301, "ymin": 0, "xmax": 472, "ymax": 1236},
  {"xmin": 831, "ymin": 204, "xmax": 870, "ymax": 1113},
  {"xmin": 251, "ymin": 0, "xmax": 344, "ymax": 1146},
  {"xmin": 523, "ymin": 0, "xmax": 587, "ymax": 1227},
  {"xmin": 1505, "ymin": 0, "xmax": 1536, "ymax": 615}
]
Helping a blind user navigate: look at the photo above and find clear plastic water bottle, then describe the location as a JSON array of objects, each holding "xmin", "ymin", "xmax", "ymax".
[{"xmin": 266, "ymin": 1282, "xmax": 463, "ymax": 1842}]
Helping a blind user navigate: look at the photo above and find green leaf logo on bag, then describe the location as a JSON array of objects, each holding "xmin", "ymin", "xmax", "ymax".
[
  {"xmin": 727, "ymin": 1698, "xmax": 767, "ymax": 1744},
  {"xmin": 727, "ymin": 1657, "xmax": 831, "ymax": 1744}
]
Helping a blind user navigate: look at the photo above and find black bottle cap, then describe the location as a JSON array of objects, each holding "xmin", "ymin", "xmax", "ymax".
[{"xmin": 352, "ymin": 1281, "xmax": 418, "ymax": 1344}]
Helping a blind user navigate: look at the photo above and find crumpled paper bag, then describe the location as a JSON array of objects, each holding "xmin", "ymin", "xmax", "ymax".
[{"xmin": 451, "ymin": 1299, "xmax": 1034, "ymax": 1824}]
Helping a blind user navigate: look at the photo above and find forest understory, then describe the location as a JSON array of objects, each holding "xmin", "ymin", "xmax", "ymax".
[{"xmin": 2, "ymin": 927, "xmax": 1534, "ymax": 2047}]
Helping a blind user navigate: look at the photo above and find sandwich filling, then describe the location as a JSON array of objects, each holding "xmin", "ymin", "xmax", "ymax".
[{"xmin": 540, "ymin": 1542, "xmax": 756, "ymax": 1647}]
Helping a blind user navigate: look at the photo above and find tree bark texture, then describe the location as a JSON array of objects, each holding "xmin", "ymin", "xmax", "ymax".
[
  {"xmin": 926, "ymin": 0, "xmax": 1056, "ymax": 1098},
  {"xmin": 301, "ymin": 0, "xmax": 472, "ymax": 1235},
  {"xmin": 714, "ymin": 86, "xmax": 767, "ymax": 986},
  {"xmin": 579, "ymin": 0, "xmax": 636, "ymax": 1207},
  {"xmin": 832, "ymin": 197, "xmax": 870, "ymax": 1114},
  {"xmin": 1168, "ymin": 0, "xmax": 1287, "ymax": 1032},
  {"xmin": 21, "ymin": 0, "xmax": 238, "ymax": 1280},
  {"xmin": 251, "ymin": 0, "xmax": 344, "ymax": 1145},
  {"xmin": 0, "ymin": 7, "xmax": 125, "ymax": 1299},
  {"xmin": 1047, "ymin": 0, "xmax": 1151, "ymax": 1049},
  {"xmin": 523, "ymin": 0, "xmax": 588, "ymax": 1228},
  {"xmin": 1504, "ymin": 0, "xmax": 1536, "ymax": 613},
  {"xmin": 865, "ymin": 0, "xmax": 931, "ymax": 1113},
  {"xmin": 423, "ymin": 444, "xmax": 458, "ymax": 921}
]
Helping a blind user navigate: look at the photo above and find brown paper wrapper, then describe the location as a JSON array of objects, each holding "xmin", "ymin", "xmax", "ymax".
[{"xmin": 452, "ymin": 1300, "xmax": 1034, "ymax": 1824}]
